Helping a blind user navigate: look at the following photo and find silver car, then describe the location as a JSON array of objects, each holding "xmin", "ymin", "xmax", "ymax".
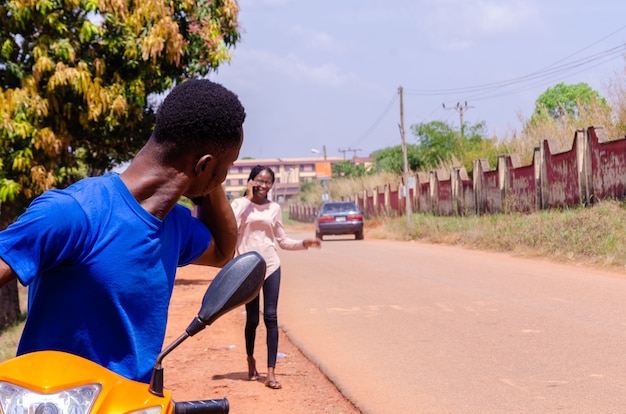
[{"xmin": 315, "ymin": 201, "xmax": 364, "ymax": 240}]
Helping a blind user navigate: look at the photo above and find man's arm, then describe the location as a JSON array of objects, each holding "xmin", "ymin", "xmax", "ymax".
[
  {"xmin": 0, "ymin": 258, "xmax": 17, "ymax": 288},
  {"xmin": 192, "ymin": 185, "xmax": 238, "ymax": 268}
]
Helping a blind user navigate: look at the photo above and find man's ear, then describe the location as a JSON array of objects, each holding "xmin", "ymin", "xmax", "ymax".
[{"xmin": 195, "ymin": 154, "xmax": 214, "ymax": 175}]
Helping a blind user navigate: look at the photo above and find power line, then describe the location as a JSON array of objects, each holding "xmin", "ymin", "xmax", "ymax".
[
  {"xmin": 539, "ymin": 24, "xmax": 626, "ymax": 71},
  {"xmin": 350, "ymin": 92, "xmax": 398, "ymax": 146},
  {"xmin": 346, "ymin": 24, "xmax": 626, "ymax": 151},
  {"xmin": 466, "ymin": 56, "xmax": 620, "ymax": 102},
  {"xmin": 468, "ymin": 47, "xmax": 624, "ymax": 101},
  {"xmin": 403, "ymin": 43, "xmax": 625, "ymax": 98}
]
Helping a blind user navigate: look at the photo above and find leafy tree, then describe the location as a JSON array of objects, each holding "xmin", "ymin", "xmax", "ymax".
[
  {"xmin": 371, "ymin": 144, "xmax": 422, "ymax": 174},
  {"xmin": 530, "ymin": 82, "xmax": 608, "ymax": 122},
  {"xmin": 455, "ymin": 121, "xmax": 492, "ymax": 171},
  {"xmin": 294, "ymin": 180, "xmax": 319, "ymax": 203},
  {"xmin": 0, "ymin": 0, "xmax": 241, "ymax": 328},
  {"xmin": 462, "ymin": 130, "xmax": 501, "ymax": 172},
  {"xmin": 363, "ymin": 120, "xmax": 492, "ymax": 176},
  {"xmin": 412, "ymin": 120, "xmax": 459, "ymax": 169},
  {"xmin": 332, "ymin": 160, "xmax": 370, "ymax": 178},
  {"xmin": 410, "ymin": 120, "xmax": 488, "ymax": 171}
]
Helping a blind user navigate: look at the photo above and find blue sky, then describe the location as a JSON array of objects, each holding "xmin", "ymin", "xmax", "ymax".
[{"xmin": 209, "ymin": 0, "xmax": 626, "ymax": 161}]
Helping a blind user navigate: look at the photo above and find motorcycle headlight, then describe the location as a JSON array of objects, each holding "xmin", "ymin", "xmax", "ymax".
[{"xmin": 0, "ymin": 381, "xmax": 101, "ymax": 414}]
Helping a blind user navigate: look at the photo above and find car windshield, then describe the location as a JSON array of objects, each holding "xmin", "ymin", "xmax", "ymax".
[{"xmin": 321, "ymin": 202, "xmax": 358, "ymax": 214}]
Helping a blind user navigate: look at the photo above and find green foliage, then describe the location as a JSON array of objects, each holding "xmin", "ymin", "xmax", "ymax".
[
  {"xmin": 412, "ymin": 120, "xmax": 459, "ymax": 169},
  {"xmin": 300, "ymin": 180, "xmax": 318, "ymax": 194},
  {"xmin": 292, "ymin": 180, "xmax": 320, "ymax": 203},
  {"xmin": 370, "ymin": 120, "xmax": 495, "ymax": 175},
  {"xmin": 371, "ymin": 144, "xmax": 422, "ymax": 174},
  {"xmin": 362, "ymin": 120, "xmax": 498, "ymax": 175},
  {"xmin": 456, "ymin": 121, "xmax": 495, "ymax": 171},
  {"xmin": 332, "ymin": 160, "xmax": 371, "ymax": 178},
  {"xmin": 530, "ymin": 82, "xmax": 608, "ymax": 123},
  {"xmin": 465, "ymin": 135, "xmax": 503, "ymax": 172},
  {"xmin": 0, "ymin": 179, "xmax": 20, "ymax": 202},
  {"xmin": 0, "ymin": 0, "xmax": 241, "ymax": 218},
  {"xmin": 408, "ymin": 120, "xmax": 489, "ymax": 172}
]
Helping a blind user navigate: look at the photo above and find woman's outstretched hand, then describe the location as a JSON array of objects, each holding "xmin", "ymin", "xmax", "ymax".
[{"xmin": 303, "ymin": 238, "xmax": 322, "ymax": 249}]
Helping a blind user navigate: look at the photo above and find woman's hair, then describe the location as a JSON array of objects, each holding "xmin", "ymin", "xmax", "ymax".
[
  {"xmin": 248, "ymin": 165, "xmax": 275, "ymax": 182},
  {"xmin": 244, "ymin": 165, "xmax": 275, "ymax": 197}
]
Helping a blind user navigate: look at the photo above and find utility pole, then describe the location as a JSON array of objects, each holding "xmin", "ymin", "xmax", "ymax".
[
  {"xmin": 349, "ymin": 148, "xmax": 361, "ymax": 161},
  {"xmin": 443, "ymin": 101, "xmax": 473, "ymax": 139},
  {"xmin": 339, "ymin": 147, "xmax": 362, "ymax": 161},
  {"xmin": 398, "ymin": 85, "xmax": 412, "ymax": 225}
]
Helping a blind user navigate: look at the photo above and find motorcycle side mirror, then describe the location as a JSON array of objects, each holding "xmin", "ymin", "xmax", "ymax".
[
  {"xmin": 194, "ymin": 251, "xmax": 266, "ymax": 329},
  {"xmin": 149, "ymin": 252, "xmax": 266, "ymax": 396}
]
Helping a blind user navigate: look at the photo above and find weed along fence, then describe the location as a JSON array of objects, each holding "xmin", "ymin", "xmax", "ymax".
[{"xmin": 288, "ymin": 126, "xmax": 626, "ymax": 221}]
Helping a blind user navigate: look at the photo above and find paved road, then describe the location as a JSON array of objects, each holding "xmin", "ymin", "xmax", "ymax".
[{"xmin": 277, "ymin": 234, "xmax": 626, "ymax": 414}]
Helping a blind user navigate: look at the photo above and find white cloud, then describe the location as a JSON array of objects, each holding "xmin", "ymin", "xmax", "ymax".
[
  {"xmin": 417, "ymin": 0, "xmax": 540, "ymax": 50},
  {"xmin": 290, "ymin": 25, "xmax": 342, "ymax": 54},
  {"xmin": 216, "ymin": 46, "xmax": 361, "ymax": 90},
  {"xmin": 474, "ymin": 1, "xmax": 538, "ymax": 33},
  {"xmin": 251, "ymin": 49, "xmax": 357, "ymax": 88}
]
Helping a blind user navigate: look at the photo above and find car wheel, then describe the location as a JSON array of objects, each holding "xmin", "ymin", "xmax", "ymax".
[
  {"xmin": 315, "ymin": 232, "xmax": 322, "ymax": 240},
  {"xmin": 355, "ymin": 230, "xmax": 364, "ymax": 240}
]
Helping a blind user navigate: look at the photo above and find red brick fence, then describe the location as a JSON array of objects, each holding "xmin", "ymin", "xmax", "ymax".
[{"xmin": 289, "ymin": 126, "xmax": 626, "ymax": 220}]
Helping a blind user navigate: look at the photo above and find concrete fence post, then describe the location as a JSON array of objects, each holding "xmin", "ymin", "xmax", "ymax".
[
  {"xmin": 577, "ymin": 128, "xmax": 592, "ymax": 205},
  {"xmin": 498, "ymin": 155, "xmax": 510, "ymax": 213}
]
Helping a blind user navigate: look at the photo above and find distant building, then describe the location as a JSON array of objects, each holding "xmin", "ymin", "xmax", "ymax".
[{"xmin": 225, "ymin": 156, "xmax": 349, "ymax": 202}]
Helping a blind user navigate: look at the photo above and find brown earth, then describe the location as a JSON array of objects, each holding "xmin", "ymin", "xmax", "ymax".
[{"xmin": 163, "ymin": 222, "xmax": 362, "ymax": 414}]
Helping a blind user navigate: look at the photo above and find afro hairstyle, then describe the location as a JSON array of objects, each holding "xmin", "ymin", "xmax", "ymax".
[{"xmin": 153, "ymin": 79, "xmax": 246, "ymax": 160}]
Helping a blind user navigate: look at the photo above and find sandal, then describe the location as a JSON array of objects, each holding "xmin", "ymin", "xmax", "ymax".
[
  {"xmin": 265, "ymin": 380, "xmax": 282, "ymax": 389},
  {"xmin": 247, "ymin": 356, "xmax": 259, "ymax": 381}
]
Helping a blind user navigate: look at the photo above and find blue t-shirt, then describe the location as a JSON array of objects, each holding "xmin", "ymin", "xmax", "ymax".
[{"xmin": 0, "ymin": 174, "xmax": 212, "ymax": 383}]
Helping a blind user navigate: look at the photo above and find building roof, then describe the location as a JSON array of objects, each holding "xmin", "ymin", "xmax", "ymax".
[{"xmin": 233, "ymin": 157, "xmax": 344, "ymax": 166}]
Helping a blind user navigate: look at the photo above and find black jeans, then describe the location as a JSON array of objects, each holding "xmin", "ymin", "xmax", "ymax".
[{"xmin": 245, "ymin": 267, "xmax": 281, "ymax": 368}]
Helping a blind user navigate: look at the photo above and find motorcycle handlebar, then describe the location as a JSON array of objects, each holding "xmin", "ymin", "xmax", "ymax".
[{"xmin": 173, "ymin": 398, "xmax": 229, "ymax": 413}]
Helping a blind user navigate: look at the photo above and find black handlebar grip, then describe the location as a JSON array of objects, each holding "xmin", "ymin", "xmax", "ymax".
[{"xmin": 173, "ymin": 398, "xmax": 229, "ymax": 413}]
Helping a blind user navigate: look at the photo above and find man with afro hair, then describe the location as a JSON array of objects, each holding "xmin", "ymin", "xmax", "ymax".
[{"xmin": 0, "ymin": 79, "xmax": 246, "ymax": 384}]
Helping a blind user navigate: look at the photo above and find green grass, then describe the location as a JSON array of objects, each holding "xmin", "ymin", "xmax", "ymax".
[
  {"xmin": 367, "ymin": 199, "xmax": 626, "ymax": 270},
  {"xmin": 282, "ymin": 208, "xmax": 301, "ymax": 226}
]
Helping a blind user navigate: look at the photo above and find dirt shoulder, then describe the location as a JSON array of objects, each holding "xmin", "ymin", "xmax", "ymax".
[{"xmin": 164, "ymin": 263, "xmax": 361, "ymax": 414}]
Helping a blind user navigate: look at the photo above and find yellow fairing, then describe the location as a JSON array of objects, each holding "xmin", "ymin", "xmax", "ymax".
[{"xmin": 0, "ymin": 350, "xmax": 173, "ymax": 413}]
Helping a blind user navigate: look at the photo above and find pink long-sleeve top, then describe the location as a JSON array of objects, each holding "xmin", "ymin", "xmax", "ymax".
[{"xmin": 231, "ymin": 197, "xmax": 306, "ymax": 279}]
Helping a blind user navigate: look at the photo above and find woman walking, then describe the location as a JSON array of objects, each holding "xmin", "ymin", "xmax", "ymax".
[{"xmin": 231, "ymin": 165, "xmax": 321, "ymax": 389}]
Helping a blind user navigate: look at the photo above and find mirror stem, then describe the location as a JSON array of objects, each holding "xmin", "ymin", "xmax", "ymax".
[{"xmin": 149, "ymin": 332, "xmax": 189, "ymax": 396}]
